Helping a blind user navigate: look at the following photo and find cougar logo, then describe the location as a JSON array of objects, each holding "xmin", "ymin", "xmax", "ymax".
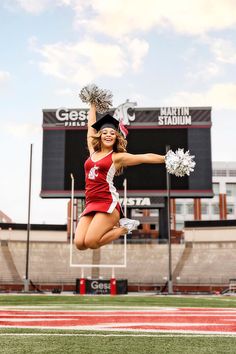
[
  {"xmin": 113, "ymin": 100, "xmax": 137, "ymax": 125},
  {"xmin": 88, "ymin": 166, "xmax": 99, "ymax": 180}
]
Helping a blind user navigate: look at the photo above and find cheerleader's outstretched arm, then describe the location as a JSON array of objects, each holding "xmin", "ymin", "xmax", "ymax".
[{"xmin": 114, "ymin": 152, "xmax": 165, "ymax": 169}]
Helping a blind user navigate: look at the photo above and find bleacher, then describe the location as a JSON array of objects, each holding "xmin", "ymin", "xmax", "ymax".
[
  {"xmin": 1, "ymin": 239, "xmax": 236, "ymax": 291},
  {"xmin": 1, "ymin": 220, "xmax": 236, "ymax": 292},
  {"xmin": 176, "ymin": 242, "xmax": 236, "ymax": 284}
]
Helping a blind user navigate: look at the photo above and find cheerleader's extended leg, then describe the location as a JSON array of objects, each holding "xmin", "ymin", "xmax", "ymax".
[
  {"xmin": 84, "ymin": 209, "xmax": 128, "ymax": 249},
  {"xmin": 74, "ymin": 215, "xmax": 94, "ymax": 250}
]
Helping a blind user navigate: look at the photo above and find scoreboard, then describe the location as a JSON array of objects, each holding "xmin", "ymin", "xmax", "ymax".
[{"xmin": 41, "ymin": 106, "xmax": 213, "ymax": 199}]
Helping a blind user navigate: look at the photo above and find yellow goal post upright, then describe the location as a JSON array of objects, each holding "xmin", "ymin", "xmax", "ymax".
[{"xmin": 69, "ymin": 174, "xmax": 127, "ymax": 295}]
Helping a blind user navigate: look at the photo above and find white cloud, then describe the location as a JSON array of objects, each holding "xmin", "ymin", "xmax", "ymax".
[
  {"xmin": 165, "ymin": 83, "xmax": 236, "ymax": 110},
  {"xmin": 0, "ymin": 70, "xmax": 11, "ymax": 87},
  {"xmin": 6, "ymin": 0, "xmax": 236, "ymax": 37},
  {"xmin": 186, "ymin": 61, "xmax": 221, "ymax": 81},
  {"xmin": 7, "ymin": 0, "xmax": 71, "ymax": 13},
  {"xmin": 182, "ymin": 35, "xmax": 236, "ymax": 83},
  {"xmin": 124, "ymin": 38, "xmax": 149, "ymax": 72},
  {"xmin": 12, "ymin": 0, "xmax": 52, "ymax": 13},
  {"xmin": 208, "ymin": 83, "xmax": 236, "ymax": 110},
  {"xmin": 31, "ymin": 37, "xmax": 149, "ymax": 84},
  {"xmin": 4, "ymin": 122, "xmax": 41, "ymax": 138},
  {"xmin": 73, "ymin": 0, "xmax": 236, "ymax": 38},
  {"xmin": 208, "ymin": 37, "xmax": 236, "ymax": 64},
  {"xmin": 36, "ymin": 40, "xmax": 126, "ymax": 84}
]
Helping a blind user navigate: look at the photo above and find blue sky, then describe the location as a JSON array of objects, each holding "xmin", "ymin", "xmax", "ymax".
[{"xmin": 1, "ymin": 0, "xmax": 236, "ymax": 224}]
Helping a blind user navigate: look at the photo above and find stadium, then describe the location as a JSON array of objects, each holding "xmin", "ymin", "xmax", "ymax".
[
  {"xmin": 1, "ymin": 2, "xmax": 236, "ymax": 352},
  {"xmin": 1, "ymin": 104, "xmax": 236, "ymax": 352},
  {"xmin": 1, "ymin": 106, "xmax": 236, "ymax": 294}
]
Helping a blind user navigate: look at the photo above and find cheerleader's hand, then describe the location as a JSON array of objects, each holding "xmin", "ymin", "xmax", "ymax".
[
  {"xmin": 79, "ymin": 84, "xmax": 113, "ymax": 113},
  {"xmin": 165, "ymin": 148, "xmax": 196, "ymax": 177}
]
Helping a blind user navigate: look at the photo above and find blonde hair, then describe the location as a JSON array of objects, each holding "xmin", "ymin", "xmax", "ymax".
[{"xmin": 91, "ymin": 131, "xmax": 127, "ymax": 175}]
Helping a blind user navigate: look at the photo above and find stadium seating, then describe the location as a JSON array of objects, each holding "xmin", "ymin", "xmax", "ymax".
[
  {"xmin": 0, "ymin": 242, "xmax": 21, "ymax": 283},
  {"xmin": 175, "ymin": 242, "xmax": 236, "ymax": 284},
  {"xmin": 1, "ymin": 240, "xmax": 236, "ymax": 290}
]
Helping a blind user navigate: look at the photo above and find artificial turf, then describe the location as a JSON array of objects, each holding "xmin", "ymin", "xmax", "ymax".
[
  {"xmin": 0, "ymin": 294, "xmax": 235, "ymax": 354},
  {"xmin": 0, "ymin": 294, "xmax": 235, "ymax": 308},
  {"xmin": 0, "ymin": 332, "xmax": 235, "ymax": 354}
]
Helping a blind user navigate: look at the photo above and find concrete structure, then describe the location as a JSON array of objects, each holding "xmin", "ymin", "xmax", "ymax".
[
  {"xmin": 0, "ymin": 223, "xmax": 67, "ymax": 242},
  {"xmin": 184, "ymin": 221, "xmax": 236, "ymax": 243},
  {"xmin": 1, "ymin": 222, "xmax": 236, "ymax": 292},
  {"xmin": 0, "ymin": 211, "xmax": 12, "ymax": 223}
]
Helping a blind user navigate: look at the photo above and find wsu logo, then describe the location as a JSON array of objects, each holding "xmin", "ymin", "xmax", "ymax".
[
  {"xmin": 113, "ymin": 100, "xmax": 137, "ymax": 125},
  {"xmin": 88, "ymin": 166, "xmax": 99, "ymax": 180}
]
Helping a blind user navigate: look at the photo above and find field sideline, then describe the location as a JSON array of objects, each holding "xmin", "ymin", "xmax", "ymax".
[{"xmin": 0, "ymin": 294, "xmax": 236, "ymax": 353}]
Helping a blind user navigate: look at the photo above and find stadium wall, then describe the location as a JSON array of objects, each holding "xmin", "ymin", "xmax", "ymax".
[
  {"xmin": 0, "ymin": 223, "xmax": 67, "ymax": 242},
  {"xmin": 1, "ymin": 222, "xmax": 236, "ymax": 243},
  {"xmin": 1, "ymin": 222, "xmax": 236, "ymax": 293},
  {"xmin": 1, "ymin": 238, "xmax": 236, "ymax": 293},
  {"xmin": 184, "ymin": 220, "xmax": 236, "ymax": 242}
]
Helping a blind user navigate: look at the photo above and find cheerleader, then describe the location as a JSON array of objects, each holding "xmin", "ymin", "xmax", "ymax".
[
  {"xmin": 74, "ymin": 85, "xmax": 195, "ymax": 250},
  {"xmin": 74, "ymin": 103, "xmax": 165, "ymax": 250}
]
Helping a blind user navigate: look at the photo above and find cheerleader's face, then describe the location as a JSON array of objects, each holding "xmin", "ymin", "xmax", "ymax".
[{"xmin": 101, "ymin": 128, "xmax": 117, "ymax": 148}]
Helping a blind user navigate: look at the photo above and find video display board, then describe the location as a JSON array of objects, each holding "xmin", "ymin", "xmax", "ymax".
[{"xmin": 41, "ymin": 106, "xmax": 213, "ymax": 198}]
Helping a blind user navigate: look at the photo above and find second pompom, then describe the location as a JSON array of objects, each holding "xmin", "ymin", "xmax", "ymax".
[
  {"xmin": 79, "ymin": 84, "xmax": 113, "ymax": 114},
  {"xmin": 165, "ymin": 148, "xmax": 196, "ymax": 177}
]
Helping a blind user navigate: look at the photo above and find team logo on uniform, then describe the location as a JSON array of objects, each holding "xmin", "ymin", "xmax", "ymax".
[{"xmin": 88, "ymin": 166, "xmax": 99, "ymax": 180}]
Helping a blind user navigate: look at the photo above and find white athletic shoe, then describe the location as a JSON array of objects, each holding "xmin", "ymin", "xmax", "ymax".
[{"xmin": 119, "ymin": 218, "xmax": 140, "ymax": 234}]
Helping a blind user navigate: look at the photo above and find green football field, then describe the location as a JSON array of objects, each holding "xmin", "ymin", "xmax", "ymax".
[
  {"xmin": 1, "ymin": 294, "xmax": 236, "ymax": 308},
  {"xmin": 0, "ymin": 294, "xmax": 236, "ymax": 354}
]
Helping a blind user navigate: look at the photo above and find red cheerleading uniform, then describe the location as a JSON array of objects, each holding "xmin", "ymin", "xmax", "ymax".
[{"xmin": 80, "ymin": 150, "xmax": 122, "ymax": 217}]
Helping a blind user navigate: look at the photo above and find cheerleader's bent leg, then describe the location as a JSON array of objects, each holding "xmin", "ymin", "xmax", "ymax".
[
  {"xmin": 74, "ymin": 214, "xmax": 94, "ymax": 250},
  {"xmin": 84, "ymin": 209, "xmax": 126, "ymax": 249}
]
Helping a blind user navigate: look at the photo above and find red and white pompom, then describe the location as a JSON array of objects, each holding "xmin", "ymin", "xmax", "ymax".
[{"xmin": 165, "ymin": 148, "xmax": 196, "ymax": 177}]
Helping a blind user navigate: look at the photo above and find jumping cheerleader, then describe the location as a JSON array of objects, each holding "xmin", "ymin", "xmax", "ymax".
[{"xmin": 74, "ymin": 85, "xmax": 195, "ymax": 250}]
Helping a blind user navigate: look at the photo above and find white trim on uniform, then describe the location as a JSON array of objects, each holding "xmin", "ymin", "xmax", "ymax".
[{"xmin": 106, "ymin": 162, "xmax": 119, "ymax": 213}]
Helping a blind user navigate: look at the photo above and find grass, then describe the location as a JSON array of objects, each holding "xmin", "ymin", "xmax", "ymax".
[
  {"xmin": 0, "ymin": 331, "xmax": 236, "ymax": 354},
  {"xmin": 0, "ymin": 294, "xmax": 236, "ymax": 308},
  {"xmin": 0, "ymin": 294, "xmax": 236, "ymax": 353}
]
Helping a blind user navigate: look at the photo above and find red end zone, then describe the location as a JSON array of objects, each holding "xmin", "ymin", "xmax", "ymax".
[{"xmin": 0, "ymin": 308, "xmax": 236, "ymax": 334}]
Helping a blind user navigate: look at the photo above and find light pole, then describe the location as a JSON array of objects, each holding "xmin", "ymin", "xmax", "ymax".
[
  {"xmin": 166, "ymin": 145, "xmax": 173, "ymax": 294},
  {"xmin": 24, "ymin": 143, "xmax": 33, "ymax": 292},
  {"xmin": 69, "ymin": 173, "xmax": 74, "ymax": 267}
]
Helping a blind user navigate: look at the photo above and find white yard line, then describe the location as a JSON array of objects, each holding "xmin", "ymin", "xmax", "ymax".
[
  {"xmin": 1, "ymin": 308, "xmax": 236, "ymax": 312},
  {"xmin": 0, "ymin": 331, "xmax": 235, "ymax": 336},
  {"xmin": 0, "ymin": 306, "xmax": 179, "ymax": 310},
  {"xmin": 1, "ymin": 314, "xmax": 236, "ymax": 320},
  {"xmin": 0, "ymin": 305, "xmax": 236, "ymax": 310},
  {"xmin": 87, "ymin": 322, "xmax": 233, "ymax": 327}
]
